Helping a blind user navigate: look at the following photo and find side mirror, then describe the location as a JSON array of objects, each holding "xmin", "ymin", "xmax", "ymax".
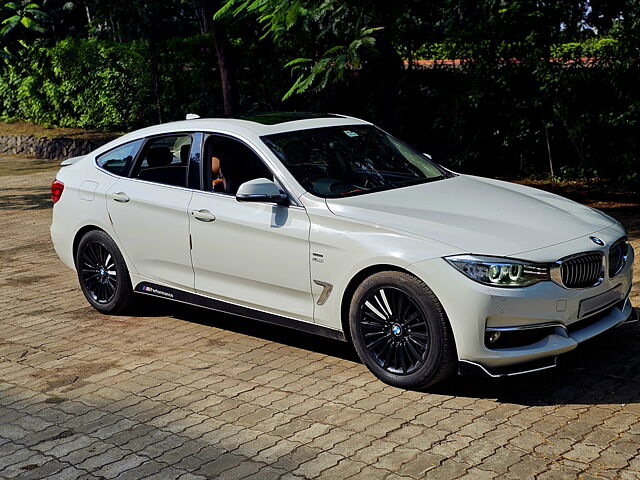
[{"xmin": 236, "ymin": 178, "xmax": 288, "ymax": 204}]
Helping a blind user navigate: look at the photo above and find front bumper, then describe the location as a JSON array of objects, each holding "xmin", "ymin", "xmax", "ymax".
[
  {"xmin": 459, "ymin": 298, "xmax": 635, "ymax": 377},
  {"xmin": 407, "ymin": 238, "xmax": 635, "ymax": 375}
]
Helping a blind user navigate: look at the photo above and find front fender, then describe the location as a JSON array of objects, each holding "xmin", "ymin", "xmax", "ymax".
[{"xmin": 302, "ymin": 193, "xmax": 458, "ymax": 331}]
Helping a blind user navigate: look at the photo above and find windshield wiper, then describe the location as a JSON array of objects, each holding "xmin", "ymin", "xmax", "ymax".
[{"xmin": 401, "ymin": 175, "xmax": 446, "ymax": 187}]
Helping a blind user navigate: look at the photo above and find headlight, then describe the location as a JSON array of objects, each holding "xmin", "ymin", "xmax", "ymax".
[{"xmin": 445, "ymin": 255, "xmax": 550, "ymax": 287}]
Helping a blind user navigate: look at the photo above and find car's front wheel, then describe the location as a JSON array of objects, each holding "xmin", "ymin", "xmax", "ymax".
[
  {"xmin": 349, "ymin": 271, "xmax": 456, "ymax": 389},
  {"xmin": 75, "ymin": 230, "xmax": 134, "ymax": 314}
]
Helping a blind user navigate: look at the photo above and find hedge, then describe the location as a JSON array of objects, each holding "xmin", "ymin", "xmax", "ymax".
[{"xmin": 0, "ymin": 37, "xmax": 637, "ymax": 186}]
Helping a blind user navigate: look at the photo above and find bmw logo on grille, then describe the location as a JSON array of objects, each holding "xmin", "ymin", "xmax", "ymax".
[{"xmin": 590, "ymin": 236, "xmax": 605, "ymax": 246}]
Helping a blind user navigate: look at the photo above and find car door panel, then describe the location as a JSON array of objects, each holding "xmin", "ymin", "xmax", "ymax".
[
  {"xmin": 107, "ymin": 179, "xmax": 194, "ymax": 290},
  {"xmin": 189, "ymin": 191, "xmax": 314, "ymax": 322}
]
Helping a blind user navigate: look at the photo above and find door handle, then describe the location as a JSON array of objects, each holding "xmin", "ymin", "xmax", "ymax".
[
  {"xmin": 191, "ymin": 209, "xmax": 216, "ymax": 222},
  {"xmin": 111, "ymin": 192, "xmax": 130, "ymax": 203}
]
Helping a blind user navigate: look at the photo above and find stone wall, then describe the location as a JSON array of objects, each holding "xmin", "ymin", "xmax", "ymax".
[{"xmin": 0, "ymin": 134, "xmax": 115, "ymax": 160}]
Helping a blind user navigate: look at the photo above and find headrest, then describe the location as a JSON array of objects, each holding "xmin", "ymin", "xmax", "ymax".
[
  {"xmin": 212, "ymin": 142, "xmax": 243, "ymax": 176},
  {"xmin": 180, "ymin": 144, "xmax": 190, "ymax": 164},
  {"xmin": 147, "ymin": 147, "xmax": 173, "ymax": 167}
]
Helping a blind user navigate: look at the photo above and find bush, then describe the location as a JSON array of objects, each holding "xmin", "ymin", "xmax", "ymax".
[
  {"xmin": 0, "ymin": 39, "xmax": 147, "ymax": 129},
  {"xmin": 0, "ymin": 36, "xmax": 220, "ymax": 130}
]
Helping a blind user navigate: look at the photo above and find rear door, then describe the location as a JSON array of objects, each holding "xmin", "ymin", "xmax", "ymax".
[{"xmin": 106, "ymin": 134, "xmax": 195, "ymax": 290}]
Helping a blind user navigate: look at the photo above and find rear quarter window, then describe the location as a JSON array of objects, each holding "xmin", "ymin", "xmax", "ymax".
[{"xmin": 96, "ymin": 139, "xmax": 144, "ymax": 176}]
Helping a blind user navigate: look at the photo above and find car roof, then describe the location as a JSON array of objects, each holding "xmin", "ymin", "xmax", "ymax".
[
  {"xmin": 117, "ymin": 112, "xmax": 372, "ymax": 141},
  {"xmin": 236, "ymin": 112, "xmax": 347, "ymax": 125}
]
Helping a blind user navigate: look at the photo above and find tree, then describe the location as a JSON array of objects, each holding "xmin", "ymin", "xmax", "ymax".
[
  {"xmin": 215, "ymin": 0, "xmax": 385, "ymax": 100},
  {"xmin": 194, "ymin": 0, "xmax": 238, "ymax": 116}
]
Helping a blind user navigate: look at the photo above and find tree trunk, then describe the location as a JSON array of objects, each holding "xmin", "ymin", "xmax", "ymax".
[
  {"xmin": 85, "ymin": 5, "xmax": 92, "ymax": 35},
  {"xmin": 212, "ymin": 22, "xmax": 239, "ymax": 116},
  {"xmin": 194, "ymin": 1, "xmax": 239, "ymax": 116},
  {"xmin": 544, "ymin": 122, "xmax": 554, "ymax": 178},
  {"xmin": 147, "ymin": 4, "xmax": 163, "ymax": 123}
]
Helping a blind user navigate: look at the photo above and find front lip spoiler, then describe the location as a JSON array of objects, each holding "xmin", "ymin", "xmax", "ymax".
[
  {"xmin": 623, "ymin": 306, "xmax": 639, "ymax": 325},
  {"xmin": 458, "ymin": 357, "xmax": 558, "ymax": 378}
]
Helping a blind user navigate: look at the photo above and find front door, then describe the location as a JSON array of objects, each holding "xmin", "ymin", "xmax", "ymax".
[
  {"xmin": 189, "ymin": 193, "xmax": 314, "ymax": 322},
  {"xmin": 188, "ymin": 134, "xmax": 314, "ymax": 322}
]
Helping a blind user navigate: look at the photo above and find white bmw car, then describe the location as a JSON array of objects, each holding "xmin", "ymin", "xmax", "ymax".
[{"xmin": 50, "ymin": 113, "xmax": 635, "ymax": 389}]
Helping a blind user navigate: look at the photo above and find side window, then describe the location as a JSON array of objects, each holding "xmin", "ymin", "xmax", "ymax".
[
  {"xmin": 96, "ymin": 139, "xmax": 143, "ymax": 176},
  {"xmin": 204, "ymin": 136, "xmax": 273, "ymax": 195},
  {"xmin": 134, "ymin": 135, "xmax": 192, "ymax": 188}
]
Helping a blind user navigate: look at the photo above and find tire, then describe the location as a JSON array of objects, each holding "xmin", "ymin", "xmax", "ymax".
[
  {"xmin": 349, "ymin": 271, "xmax": 456, "ymax": 389},
  {"xmin": 75, "ymin": 230, "xmax": 134, "ymax": 315}
]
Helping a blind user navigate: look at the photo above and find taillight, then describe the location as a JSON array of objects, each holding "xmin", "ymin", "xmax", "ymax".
[{"xmin": 51, "ymin": 180, "xmax": 64, "ymax": 203}]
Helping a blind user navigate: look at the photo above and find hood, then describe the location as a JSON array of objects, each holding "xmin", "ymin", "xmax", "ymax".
[{"xmin": 325, "ymin": 175, "xmax": 616, "ymax": 256}]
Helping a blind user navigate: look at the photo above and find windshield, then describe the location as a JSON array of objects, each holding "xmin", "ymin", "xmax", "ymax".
[{"xmin": 262, "ymin": 125, "xmax": 447, "ymax": 198}]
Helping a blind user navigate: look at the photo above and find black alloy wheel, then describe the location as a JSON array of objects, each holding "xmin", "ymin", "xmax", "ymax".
[
  {"xmin": 80, "ymin": 241, "xmax": 118, "ymax": 304},
  {"xmin": 358, "ymin": 286, "xmax": 430, "ymax": 375},
  {"xmin": 349, "ymin": 271, "xmax": 456, "ymax": 389},
  {"xmin": 76, "ymin": 230, "xmax": 134, "ymax": 314}
]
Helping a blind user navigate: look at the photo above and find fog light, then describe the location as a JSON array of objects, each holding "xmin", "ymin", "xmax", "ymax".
[{"xmin": 488, "ymin": 331, "xmax": 501, "ymax": 344}]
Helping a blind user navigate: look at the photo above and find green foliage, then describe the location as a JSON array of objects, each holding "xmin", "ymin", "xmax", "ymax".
[
  {"xmin": 549, "ymin": 38, "xmax": 619, "ymax": 59},
  {"xmin": 157, "ymin": 35, "xmax": 219, "ymax": 121},
  {"xmin": 0, "ymin": 0, "xmax": 638, "ymax": 189},
  {"xmin": 283, "ymin": 27, "xmax": 382, "ymax": 99},
  {"xmin": 0, "ymin": 38, "xmax": 149, "ymax": 129},
  {"xmin": 1, "ymin": 1, "xmax": 47, "ymax": 35},
  {"xmin": 0, "ymin": 36, "xmax": 219, "ymax": 129},
  {"xmin": 0, "ymin": 0, "xmax": 47, "ymax": 58},
  {"xmin": 396, "ymin": 60, "xmax": 640, "ymax": 189},
  {"xmin": 216, "ymin": 0, "xmax": 392, "ymax": 101},
  {"xmin": 215, "ymin": 0, "xmax": 311, "ymax": 37}
]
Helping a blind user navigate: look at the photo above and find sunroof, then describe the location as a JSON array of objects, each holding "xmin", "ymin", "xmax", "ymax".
[{"xmin": 237, "ymin": 112, "xmax": 343, "ymax": 125}]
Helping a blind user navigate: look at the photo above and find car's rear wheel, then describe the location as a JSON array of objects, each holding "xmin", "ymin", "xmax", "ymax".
[
  {"xmin": 76, "ymin": 230, "xmax": 134, "ymax": 314},
  {"xmin": 349, "ymin": 271, "xmax": 456, "ymax": 389}
]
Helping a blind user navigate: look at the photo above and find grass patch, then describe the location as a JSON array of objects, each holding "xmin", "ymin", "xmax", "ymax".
[{"xmin": 0, "ymin": 121, "xmax": 120, "ymax": 142}]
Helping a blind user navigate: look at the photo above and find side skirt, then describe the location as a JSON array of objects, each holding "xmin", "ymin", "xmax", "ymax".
[{"xmin": 134, "ymin": 281, "xmax": 347, "ymax": 342}]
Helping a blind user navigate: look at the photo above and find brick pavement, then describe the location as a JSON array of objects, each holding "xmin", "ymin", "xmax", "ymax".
[{"xmin": 1, "ymin": 159, "xmax": 639, "ymax": 479}]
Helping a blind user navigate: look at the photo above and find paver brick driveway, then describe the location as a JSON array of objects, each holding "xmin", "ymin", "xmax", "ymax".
[{"xmin": 1, "ymin": 157, "xmax": 639, "ymax": 479}]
